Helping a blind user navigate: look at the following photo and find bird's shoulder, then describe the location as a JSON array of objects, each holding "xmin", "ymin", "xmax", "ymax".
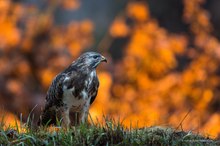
[{"xmin": 44, "ymin": 73, "xmax": 65, "ymax": 107}]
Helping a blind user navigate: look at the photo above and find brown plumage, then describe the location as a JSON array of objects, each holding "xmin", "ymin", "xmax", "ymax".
[{"xmin": 38, "ymin": 52, "xmax": 107, "ymax": 127}]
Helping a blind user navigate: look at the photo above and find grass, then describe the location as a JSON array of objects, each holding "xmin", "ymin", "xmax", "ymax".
[{"xmin": 0, "ymin": 117, "xmax": 219, "ymax": 146}]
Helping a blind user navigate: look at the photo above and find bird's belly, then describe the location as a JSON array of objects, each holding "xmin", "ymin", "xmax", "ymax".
[{"xmin": 62, "ymin": 87, "xmax": 87, "ymax": 111}]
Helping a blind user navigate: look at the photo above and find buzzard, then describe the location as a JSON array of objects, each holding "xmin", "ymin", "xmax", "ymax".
[{"xmin": 38, "ymin": 52, "xmax": 107, "ymax": 127}]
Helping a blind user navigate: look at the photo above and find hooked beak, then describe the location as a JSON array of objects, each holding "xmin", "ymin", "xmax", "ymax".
[{"xmin": 101, "ymin": 56, "xmax": 107, "ymax": 63}]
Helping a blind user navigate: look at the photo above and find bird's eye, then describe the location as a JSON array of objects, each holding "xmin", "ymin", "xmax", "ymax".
[{"xmin": 93, "ymin": 55, "xmax": 99, "ymax": 59}]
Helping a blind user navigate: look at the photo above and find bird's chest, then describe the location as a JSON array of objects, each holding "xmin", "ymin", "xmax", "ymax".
[
  {"xmin": 62, "ymin": 87, "xmax": 88, "ymax": 111},
  {"xmin": 62, "ymin": 71, "xmax": 96, "ymax": 111}
]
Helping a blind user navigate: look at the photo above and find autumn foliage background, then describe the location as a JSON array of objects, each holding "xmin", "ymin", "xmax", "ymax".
[{"xmin": 1, "ymin": 0, "xmax": 220, "ymax": 138}]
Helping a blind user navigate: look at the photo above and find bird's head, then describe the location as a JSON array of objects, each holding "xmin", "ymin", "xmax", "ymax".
[{"xmin": 75, "ymin": 52, "xmax": 107, "ymax": 69}]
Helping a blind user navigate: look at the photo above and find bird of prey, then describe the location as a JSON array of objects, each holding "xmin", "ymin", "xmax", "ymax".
[{"xmin": 38, "ymin": 52, "xmax": 107, "ymax": 127}]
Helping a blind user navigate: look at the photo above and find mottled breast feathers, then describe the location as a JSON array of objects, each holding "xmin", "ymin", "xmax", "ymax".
[{"xmin": 45, "ymin": 63, "xmax": 99, "ymax": 106}]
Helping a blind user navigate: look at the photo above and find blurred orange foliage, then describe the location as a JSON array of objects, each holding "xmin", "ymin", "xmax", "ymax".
[
  {"xmin": 92, "ymin": 0, "xmax": 220, "ymax": 138},
  {"xmin": 0, "ymin": 110, "xmax": 21, "ymax": 129}
]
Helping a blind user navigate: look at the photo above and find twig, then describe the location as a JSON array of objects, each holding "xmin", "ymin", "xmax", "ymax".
[{"xmin": 175, "ymin": 108, "xmax": 192, "ymax": 131}]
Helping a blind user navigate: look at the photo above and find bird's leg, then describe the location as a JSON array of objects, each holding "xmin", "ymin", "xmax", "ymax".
[
  {"xmin": 79, "ymin": 102, "xmax": 90, "ymax": 124},
  {"xmin": 69, "ymin": 111, "xmax": 80, "ymax": 126},
  {"xmin": 80, "ymin": 110, "xmax": 88, "ymax": 124},
  {"xmin": 61, "ymin": 108, "xmax": 70, "ymax": 128}
]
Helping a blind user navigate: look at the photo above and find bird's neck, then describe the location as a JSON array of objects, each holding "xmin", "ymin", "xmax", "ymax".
[
  {"xmin": 76, "ymin": 64, "xmax": 96, "ymax": 73},
  {"xmin": 63, "ymin": 63, "xmax": 95, "ymax": 74}
]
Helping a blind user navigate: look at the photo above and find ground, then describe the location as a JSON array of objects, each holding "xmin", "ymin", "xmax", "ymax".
[{"xmin": 0, "ymin": 118, "xmax": 219, "ymax": 146}]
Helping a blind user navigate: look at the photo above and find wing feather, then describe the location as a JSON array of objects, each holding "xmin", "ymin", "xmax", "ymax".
[
  {"xmin": 39, "ymin": 73, "xmax": 66, "ymax": 125},
  {"xmin": 45, "ymin": 73, "xmax": 66, "ymax": 108},
  {"xmin": 89, "ymin": 76, "xmax": 99, "ymax": 105}
]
